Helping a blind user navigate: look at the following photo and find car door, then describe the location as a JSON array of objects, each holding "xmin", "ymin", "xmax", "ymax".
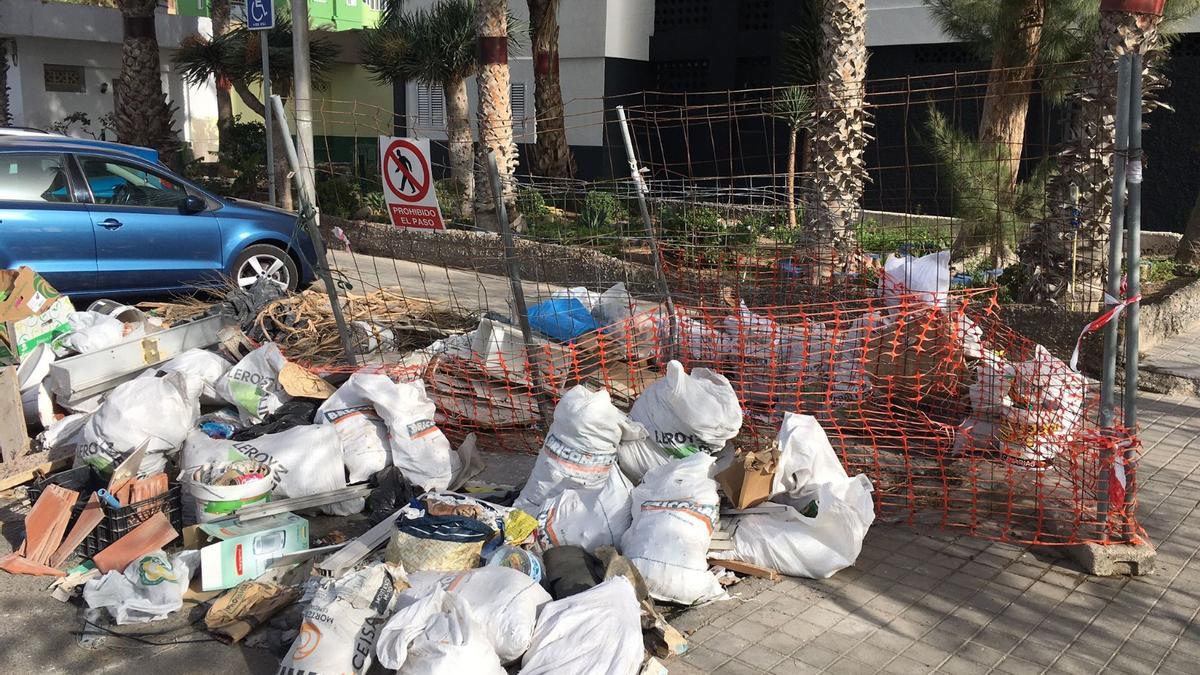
[
  {"xmin": 78, "ymin": 154, "xmax": 223, "ymax": 293},
  {"xmin": 0, "ymin": 152, "xmax": 97, "ymax": 294}
]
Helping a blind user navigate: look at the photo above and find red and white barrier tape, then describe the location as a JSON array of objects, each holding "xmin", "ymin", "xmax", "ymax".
[{"xmin": 1069, "ymin": 288, "xmax": 1141, "ymax": 372}]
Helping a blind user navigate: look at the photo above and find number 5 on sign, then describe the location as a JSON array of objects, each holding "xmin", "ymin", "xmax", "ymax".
[{"xmin": 378, "ymin": 136, "xmax": 446, "ymax": 231}]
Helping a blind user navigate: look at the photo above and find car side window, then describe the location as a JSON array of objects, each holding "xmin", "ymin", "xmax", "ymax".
[
  {"xmin": 0, "ymin": 154, "xmax": 74, "ymax": 203},
  {"xmin": 80, "ymin": 157, "xmax": 189, "ymax": 209}
]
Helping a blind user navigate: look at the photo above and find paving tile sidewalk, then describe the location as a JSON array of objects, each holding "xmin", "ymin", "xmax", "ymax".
[{"xmin": 670, "ymin": 391, "xmax": 1200, "ymax": 675}]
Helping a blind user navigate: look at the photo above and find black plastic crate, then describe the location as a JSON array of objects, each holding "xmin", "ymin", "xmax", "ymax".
[{"xmin": 29, "ymin": 467, "xmax": 184, "ymax": 560}]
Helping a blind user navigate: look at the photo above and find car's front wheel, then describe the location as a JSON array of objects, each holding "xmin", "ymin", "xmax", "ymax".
[{"xmin": 232, "ymin": 244, "xmax": 298, "ymax": 292}]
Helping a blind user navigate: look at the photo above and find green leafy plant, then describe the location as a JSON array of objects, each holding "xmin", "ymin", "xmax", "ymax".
[
  {"xmin": 577, "ymin": 191, "xmax": 624, "ymax": 229},
  {"xmin": 184, "ymin": 116, "xmax": 265, "ymax": 198},
  {"xmin": 517, "ymin": 187, "xmax": 553, "ymax": 225},
  {"xmin": 855, "ymin": 219, "xmax": 953, "ymax": 256},
  {"xmin": 435, "ymin": 179, "xmax": 466, "ymax": 222},
  {"xmin": 314, "ymin": 175, "xmax": 364, "ymax": 219},
  {"xmin": 48, "ymin": 112, "xmax": 117, "ymax": 140}
]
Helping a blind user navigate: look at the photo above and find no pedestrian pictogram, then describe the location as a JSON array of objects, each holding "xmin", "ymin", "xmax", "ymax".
[{"xmin": 378, "ymin": 136, "xmax": 445, "ymax": 230}]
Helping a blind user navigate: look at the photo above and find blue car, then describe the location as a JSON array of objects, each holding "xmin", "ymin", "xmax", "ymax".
[{"xmin": 0, "ymin": 136, "xmax": 317, "ymax": 299}]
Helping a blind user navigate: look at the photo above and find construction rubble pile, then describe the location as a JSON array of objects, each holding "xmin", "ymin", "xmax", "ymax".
[{"xmin": 0, "ymin": 251, "xmax": 1091, "ymax": 674}]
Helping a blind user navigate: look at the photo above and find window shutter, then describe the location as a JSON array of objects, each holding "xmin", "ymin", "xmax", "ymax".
[
  {"xmin": 510, "ymin": 82, "xmax": 527, "ymax": 137},
  {"xmin": 417, "ymin": 83, "xmax": 445, "ymax": 130}
]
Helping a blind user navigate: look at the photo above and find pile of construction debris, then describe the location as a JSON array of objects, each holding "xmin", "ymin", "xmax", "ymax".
[{"xmin": 0, "ymin": 251, "xmax": 1091, "ymax": 672}]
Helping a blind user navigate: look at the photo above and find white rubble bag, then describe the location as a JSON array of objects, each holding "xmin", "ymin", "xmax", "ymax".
[
  {"xmin": 999, "ymin": 344, "xmax": 1086, "ymax": 468},
  {"xmin": 537, "ymin": 464, "xmax": 633, "ymax": 551},
  {"xmin": 57, "ymin": 310, "xmax": 132, "ymax": 354},
  {"xmin": 513, "ymin": 385, "xmax": 627, "ymax": 515},
  {"xmin": 214, "ymin": 342, "xmax": 291, "ymax": 424},
  {"xmin": 550, "ymin": 286, "xmax": 600, "ymax": 311},
  {"xmin": 621, "ymin": 360, "xmax": 742, "ymax": 481},
  {"xmin": 180, "ymin": 425, "xmax": 361, "ymax": 515},
  {"xmin": 401, "ymin": 567, "xmax": 552, "ymax": 664},
  {"xmin": 375, "ymin": 584, "xmax": 505, "ymax": 674},
  {"xmin": 76, "ymin": 372, "xmax": 198, "ymax": 476},
  {"xmin": 519, "ymin": 576, "xmax": 644, "ymax": 675},
  {"xmin": 880, "ymin": 250, "xmax": 951, "ymax": 308},
  {"xmin": 280, "ymin": 562, "xmax": 403, "ymax": 675},
  {"xmin": 717, "ymin": 475, "xmax": 876, "ymax": 579},
  {"xmin": 315, "ymin": 372, "xmax": 395, "ymax": 483},
  {"xmin": 772, "ymin": 413, "xmax": 851, "ymax": 506},
  {"xmin": 151, "ymin": 348, "xmax": 232, "ymax": 405},
  {"xmin": 621, "ymin": 452, "xmax": 726, "ymax": 605},
  {"xmin": 369, "ymin": 378, "xmax": 459, "ymax": 490},
  {"xmin": 82, "ymin": 550, "xmax": 190, "ymax": 625}
]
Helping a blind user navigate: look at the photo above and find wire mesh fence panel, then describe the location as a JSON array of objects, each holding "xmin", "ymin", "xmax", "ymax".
[{"xmin": 278, "ymin": 62, "xmax": 1144, "ymax": 547}]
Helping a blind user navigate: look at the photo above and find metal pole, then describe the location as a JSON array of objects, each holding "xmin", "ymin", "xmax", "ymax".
[
  {"xmin": 271, "ymin": 94, "xmax": 356, "ymax": 366},
  {"xmin": 1099, "ymin": 54, "xmax": 1132, "ymax": 430},
  {"xmin": 615, "ymin": 105, "xmax": 678, "ymax": 361},
  {"xmin": 486, "ymin": 150, "xmax": 555, "ymax": 427},
  {"xmin": 1122, "ymin": 51, "xmax": 1144, "ymax": 541},
  {"xmin": 1095, "ymin": 54, "xmax": 1132, "ymax": 541},
  {"xmin": 261, "ymin": 35, "xmax": 276, "ymax": 207},
  {"xmin": 291, "ymin": 0, "xmax": 316, "ymax": 201}
]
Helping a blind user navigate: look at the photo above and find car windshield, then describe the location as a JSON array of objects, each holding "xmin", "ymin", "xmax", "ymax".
[{"xmin": 81, "ymin": 157, "xmax": 188, "ymax": 208}]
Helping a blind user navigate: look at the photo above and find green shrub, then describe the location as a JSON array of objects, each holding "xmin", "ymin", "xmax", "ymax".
[
  {"xmin": 435, "ymin": 179, "xmax": 466, "ymax": 221},
  {"xmin": 517, "ymin": 187, "xmax": 552, "ymax": 224},
  {"xmin": 577, "ymin": 191, "xmax": 624, "ymax": 229},
  {"xmin": 315, "ymin": 175, "xmax": 363, "ymax": 218},
  {"xmin": 856, "ymin": 220, "xmax": 952, "ymax": 255}
]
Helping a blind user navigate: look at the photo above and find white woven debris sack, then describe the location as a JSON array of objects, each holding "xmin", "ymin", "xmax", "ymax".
[
  {"xmin": 1000, "ymin": 344, "xmax": 1086, "ymax": 468},
  {"xmin": 375, "ymin": 584, "xmax": 505, "ymax": 674},
  {"xmin": 82, "ymin": 550, "xmax": 190, "ymax": 625},
  {"xmin": 315, "ymin": 372, "xmax": 394, "ymax": 483},
  {"xmin": 369, "ymin": 378, "xmax": 458, "ymax": 490},
  {"xmin": 387, "ymin": 567, "xmax": 551, "ymax": 664},
  {"xmin": 181, "ymin": 425, "xmax": 360, "ymax": 515},
  {"xmin": 719, "ymin": 475, "xmax": 875, "ymax": 579},
  {"xmin": 76, "ymin": 371, "xmax": 197, "ymax": 476},
  {"xmin": 214, "ymin": 343, "xmax": 290, "ymax": 424},
  {"xmin": 151, "ymin": 348, "xmax": 232, "ymax": 405},
  {"xmin": 881, "ymin": 250, "xmax": 951, "ymax": 308},
  {"xmin": 280, "ymin": 562, "xmax": 402, "ymax": 675},
  {"xmin": 537, "ymin": 464, "xmax": 633, "ymax": 551},
  {"xmin": 621, "ymin": 360, "xmax": 742, "ymax": 481},
  {"xmin": 715, "ymin": 413, "xmax": 876, "ymax": 579},
  {"xmin": 772, "ymin": 413, "xmax": 851, "ymax": 506},
  {"xmin": 621, "ymin": 452, "xmax": 726, "ymax": 605},
  {"xmin": 519, "ymin": 576, "xmax": 644, "ymax": 675},
  {"xmin": 513, "ymin": 385, "xmax": 627, "ymax": 515},
  {"xmin": 550, "ymin": 286, "xmax": 600, "ymax": 311}
]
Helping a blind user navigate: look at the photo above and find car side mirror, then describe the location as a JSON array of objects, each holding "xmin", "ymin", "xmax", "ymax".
[{"xmin": 182, "ymin": 195, "xmax": 207, "ymax": 214}]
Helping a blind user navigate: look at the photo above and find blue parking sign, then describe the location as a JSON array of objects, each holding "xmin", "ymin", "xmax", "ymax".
[{"xmin": 247, "ymin": 0, "xmax": 275, "ymax": 30}]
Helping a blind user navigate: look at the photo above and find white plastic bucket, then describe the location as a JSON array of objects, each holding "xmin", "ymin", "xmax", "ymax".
[
  {"xmin": 186, "ymin": 459, "xmax": 275, "ymax": 523},
  {"xmin": 21, "ymin": 383, "xmax": 54, "ymax": 428}
]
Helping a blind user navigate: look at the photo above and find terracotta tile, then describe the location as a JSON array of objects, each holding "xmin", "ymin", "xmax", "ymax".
[
  {"xmin": 49, "ymin": 493, "xmax": 104, "ymax": 569},
  {"xmin": 0, "ymin": 553, "xmax": 66, "ymax": 577},
  {"xmin": 92, "ymin": 512, "xmax": 178, "ymax": 573},
  {"xmin": 24, "ymin": 485, "xmax": 78, "ymax": 564}
]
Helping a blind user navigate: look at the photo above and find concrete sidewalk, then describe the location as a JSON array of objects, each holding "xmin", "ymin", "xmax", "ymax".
[{"xmin": 669, "ymin": 391, "xmax": 1200, "ymax": 675}]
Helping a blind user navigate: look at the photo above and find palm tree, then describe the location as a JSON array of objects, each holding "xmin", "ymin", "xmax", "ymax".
[
  {"xmin": 175, "ymin": 15, "xmax": 339, "ymax": 208},
  {"xmin": 1021, "ymin": 1, "xmax": 1198, "ymax": 307},
  {"xmin": 363, "ymin": 0, "xmax": 488, "ymax": 218},
  {"xmin": 0, "ymin": 39, "xmax": 12, "ymax": 127},
  {"xmin": 210, "ymin": 0, "xmax": 234, "ymax": 156},
  {"xmin": 527, "ymin": 0, "xmax": 575, "ymax": 178},
  {"xmin": 807, "ymin": 0, "xmax": 871, "ymax": 271},
  {"xmin": 772, "ymin": 86, "xmax": 814, "ymax": 229},
  {"xmin": 474, "ymin": 0, "xmax": 519, "ymax": 229},
  {"xmin": 114, "ymin": 0, "xmax": 180, "ymax": 159},
  {"xmin": 1176, "ymin": 189, "xmax": 1200, "ymax": 265}
]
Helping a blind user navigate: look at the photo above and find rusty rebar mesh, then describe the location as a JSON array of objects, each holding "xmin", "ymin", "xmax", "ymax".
[{"xmin": 278, "ymin": 64, "xmax": 1154, "ymax": 546}]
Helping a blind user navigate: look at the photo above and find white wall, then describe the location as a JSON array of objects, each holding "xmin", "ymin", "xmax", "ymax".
[
  {"xmin": 604, "ymin": 0, "xmax": 654, "ymax": 60},
  {"xmin": 865, "ymin": 0, "xmax": 952, "ymax": 46},
  {"xmin": 1, "ymin": 0, "xmax": 218, "ymax": 157}
]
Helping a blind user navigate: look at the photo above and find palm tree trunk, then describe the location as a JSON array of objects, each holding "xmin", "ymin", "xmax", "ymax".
[
  {"xmin": 1175, "ymin": 188, "xmax": 1200, "ymax": 265},
  {"xmin": 473, "ymin": 0, "xmax": 518, "ymax": 230},
  {"xmin": 786, "ymin": 127, "xmax": 798, "ymax": 228},
  {"xmin": 210, "ymin": 0, "xmax": 234, "ymax": 157},
  {"xmin": 229, "ymin": 80, "xmax": 292, "ymax": 210},
  {"xmin": 444, "ymin": 77, "xmax": 474, "ymax": 219},
  {"xmin": 528, "ymin": 0, "xmax": 575, "ymax": 178},
  {"xmin": 978, "ymin": 0, "xmax": 1043, "ymax": 191},
  {"xmin": 807, "ymin": 0, "xmax": 870, "ymax": 275},
  {"xmin": 1020, "ymin": 10, "xmax": 1162, "ymax": 309},
  {"xmin": 0, "ymin": 39, "xmax": 12, "ymax": 127},
  {"xmin": 115, "ymin": 0, "xmax": 179, "ymax": 161}
]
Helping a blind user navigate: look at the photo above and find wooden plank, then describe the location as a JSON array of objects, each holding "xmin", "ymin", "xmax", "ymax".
[
  {"xmin": 707, "ymin": 557, "xmax": 781, "ymax": 581},
  {"xmin": 0, "ymin": 366, "xmax": 27, "ymax": 465},
  {"xmin": 722, "ymin": 504, "xmax": 788, "ymax": 516},
  {"xmin": 0, "ymin": 454, "xmax": 71, "ymax": 492}
]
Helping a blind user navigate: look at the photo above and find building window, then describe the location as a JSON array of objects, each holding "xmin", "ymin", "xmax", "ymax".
[
  {"xmin": 738, "ymin": 0, "xmax": 772, "ymax": 32},
  {"xmin": 511, "ymin": 82, "xmax": 529, "ymax": 138},
  {"xmin": 364, "ymin": 0, "xmax": 382, "ymax": 9},
  {"xmin": 654, "ymin": 60, "xmax": 710, "ymax": 92},
  {"xmin": 44, "ymin": 65, "xmax": 85, "ymax": 94},
  {"xmin": 654, "ymin": 0, "xmax": 710, "ymax": 33},
  {"xmin": 416, "ymin": 82, "xmax": 445, "ymax": 130}
]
